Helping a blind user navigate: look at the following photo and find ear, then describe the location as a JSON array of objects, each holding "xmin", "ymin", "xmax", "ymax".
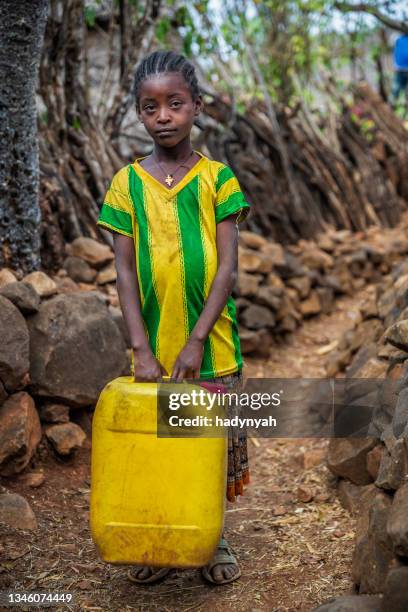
[{"xmin": 194, "ymin": 94, "xmax": 204, "ymax": 116}]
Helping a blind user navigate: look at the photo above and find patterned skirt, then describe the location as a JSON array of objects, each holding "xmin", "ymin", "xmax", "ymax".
[{"xmin": 200, "ymin": 370, "xmax": 250, "ymax": 503}]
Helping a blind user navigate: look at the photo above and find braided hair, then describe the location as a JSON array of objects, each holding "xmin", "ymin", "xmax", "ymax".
[{"xmin": 132, "ymin": 50, "xmax": 201, "ymax": 112}]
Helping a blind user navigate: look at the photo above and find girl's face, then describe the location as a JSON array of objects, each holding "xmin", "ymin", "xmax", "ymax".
[{"xmin": 137, "ymin": 72, "xmax": 203, "ymax": 148}]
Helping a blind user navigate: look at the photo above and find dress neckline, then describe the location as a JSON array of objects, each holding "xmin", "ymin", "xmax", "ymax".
[{"xmin": 132, "ymin": 150, "xmax": 207, "ymax": 197}]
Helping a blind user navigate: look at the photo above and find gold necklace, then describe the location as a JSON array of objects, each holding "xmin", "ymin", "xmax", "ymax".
[{"xmin": 153, "ymin": 150, "xmax": 194, "ymax": 187}]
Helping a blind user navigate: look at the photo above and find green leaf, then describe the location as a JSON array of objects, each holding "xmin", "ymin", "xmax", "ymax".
[
  {"xmin": 84, "ymin": 7, "xmax": 96, "ymax": 28},
  {"xmin": 155, "ymin": 18, "xmax": 170, "ymax": 43}
]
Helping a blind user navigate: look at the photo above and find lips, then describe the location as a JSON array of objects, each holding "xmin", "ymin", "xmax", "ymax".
[{"xmin": 156, "ymin": 129, "xmax": 177, "ymax": 135}]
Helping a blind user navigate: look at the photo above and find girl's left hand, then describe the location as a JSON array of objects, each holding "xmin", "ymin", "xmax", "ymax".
[{"xmin": 171, "ymin": 337, "xmax": 204, "ymax": 381}]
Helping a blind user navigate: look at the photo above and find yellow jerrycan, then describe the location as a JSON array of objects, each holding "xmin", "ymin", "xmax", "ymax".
[{"xmin": 90, "ymin": 376, "xmax": 227, "ymax": 567}]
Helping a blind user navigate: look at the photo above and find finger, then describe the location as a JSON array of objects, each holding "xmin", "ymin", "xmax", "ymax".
[
  {"xmin": 176, "ymin": 365, "xmax": 187, "ymax": 382},
  {"xmin": 171, "ymin": 363, "xmax": 180, "ymax": 382},
  {"xmin": 192, "ymin": 368, "xmax": 201, "ymax": 380}
]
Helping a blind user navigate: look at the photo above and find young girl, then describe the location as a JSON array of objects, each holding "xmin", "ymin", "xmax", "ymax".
[{"xmin": 97, "ymin": 50, "xmax": 250, "ymax": 586}]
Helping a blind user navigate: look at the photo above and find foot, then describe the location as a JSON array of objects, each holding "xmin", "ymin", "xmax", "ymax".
[
  {"xmin": 127, "ymin": 566, "xmax": 171, "ymax": 584},
  {"xmin": 208, "ymin": 559, "xmax": 240, "ymax": 583},
  {"xmin": 202, "ymin": 537, "xmax": 241, "ymax": 585}
]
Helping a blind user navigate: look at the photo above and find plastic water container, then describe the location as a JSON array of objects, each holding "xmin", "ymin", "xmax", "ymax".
[{"xmin": 90, "ymin": 376, "xmax": 227, "ymax": 567}]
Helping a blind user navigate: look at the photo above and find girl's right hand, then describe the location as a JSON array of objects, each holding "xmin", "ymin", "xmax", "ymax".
[{"xmin": 132, "ymin": 347, "xmax": 168, "ymax": 382}]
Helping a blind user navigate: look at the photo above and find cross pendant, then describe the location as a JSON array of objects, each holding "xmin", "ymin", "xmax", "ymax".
[{"xmin": 165, "ymin": 174, "xmax": 174, "ymax": 187}]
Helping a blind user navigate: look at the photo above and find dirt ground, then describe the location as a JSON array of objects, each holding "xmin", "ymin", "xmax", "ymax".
[{"xmin": 0, "ymin": 287, "xmax": 372, "ymax": 612}]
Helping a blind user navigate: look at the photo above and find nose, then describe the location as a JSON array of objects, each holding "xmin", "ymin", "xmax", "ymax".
[{"xmin": 157, "ymin": 106, "xmax": 170, "ymax": 123}]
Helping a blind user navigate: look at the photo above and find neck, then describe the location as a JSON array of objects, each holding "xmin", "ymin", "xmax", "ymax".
[{"xmin": 152, "ymin": 136, "xmax": 193, "ymax": 163}]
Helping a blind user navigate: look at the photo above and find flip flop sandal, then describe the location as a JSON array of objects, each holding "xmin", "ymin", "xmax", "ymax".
[
  {"xmin": 201, "ymin": 537, "xmax": 241, "ymax": 585},
  {"xmin": 127, "ymin": 566, "xmax": 171, "ymax": 584}
]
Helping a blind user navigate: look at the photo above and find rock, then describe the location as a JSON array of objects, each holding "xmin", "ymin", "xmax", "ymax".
[
  {"xmin": 0, "ymin": 268, "xmax": 17, "ymax": 288},
  {"xmin": 18, "ymin": 471, "xmax": 45, "ymax": 488},
  {"xmin": 256, "ymin": 286, "xmax": 282, "ymax": 310},
  {"xmin": 0, "ymin": 296, "xmax": 30, "ymax": 392},
  {"xmin": 364, "ymin": 245, "xmax": 385, "ymax": 265},
  {"xmin": 266, "ymin": 273, "xmax": 285, "ymax": 289},
  {"xmin": 67, "ymin": 237, "xmax": 114, "ymax": 269},
  {"xmin": 238, "ymin": 248, "xmax": 272, "ymax": 274},
  {"xmin": 241, "ymin": 304, "xmax": 275, "ymax": 330},
  {"xmin": 391, "ymin": 387, "xmax": 408, "ymax": 438},
  {"xmin": 378, "ymin": 288, "xmax": 398, "ymax": 320},
  {"xmin": 366, "ymin": 445, "xmax": 384, "ymax": 481},
  {"xmin": 300, "ymin": 247, "xmax": 334, "ymax": 270},
  {"xmin": 395, "ymin": 274, "xmax": 408, "ymax": 311},
  {"xmin": 349, "ymin": 357, "xmax": 388, "ymax": 380},
  {"xmin": 385, "ymin": 320, "xmax": 408, "ymax": 352},
  {"xmin": 108, "ymin": 305, "xmax": 130, "ymax": 347},
  {"xmin": 78, "ymin": 282, "xmax": 98, "ymax": 292},
  {"xmin": 254, "ymin": 329, "xmax": 273, "ymax": 357},
  {"xmin": 381, "ymin": 566, "xmax": 408, "ymax": 612},
  {"xmin": 260, "ymin": 241, "xmax": 286, "ymax": 266},
  {"xmin": 327, "ymin": 438, "xmax": 377, "ymax": 485},
  {"xmin": 287, "ymin": 275, "xmax": 311, "ymax": 299},
  {"xmin": 237, "ymin": 271, "xmax": 262, "ymax": 297},
  {"xmin": 375, "ymin": 439, "xmax": 408, "ymax": 491},
  {"xmin": 348, "ymin": 320, "xmax": 383, "ymax": 354},
  {"xmin": 275, "ymin": 294, "xmax": 297, "ymax": 321},
  {"xmin": 300, "ymin": 291, "xmax": 322, "ymax": 316},
  {"xmin": 321, "ymin": 274, "xmax": 344, "ymax": 294},
  {"xmin": 297, "ymin": 485, "xmax": 313, "ymax": 502},
  {"xmin": 276, "ymin": 314, "xmax": 298, "ymax": 333},
  {"xmin": 39, "ymin": 403, "xmax": 70, "ymax": 424},
  {"xmin": 96, "ymin": 260, "xmax": 117, "ymax": 284},
  {"xmin": 316, "ymin": 234, "xmax": 336, "ymax": 253},
  {"xmin": 352, "ymin": 491, "xmax": 393, "ymax": 594},
  {"xmin": 239, "ymin": 231, "xmax": 267, "ymax": 250},
  {"xmin": 295, "ymin": 448, "xmax": 326, "ymax": 470},
  {"xmin": 337, "ymin": 481, "xmax": 377, "ymax": 516},
  {"xmin": 361, "ymin": 295, "xmax": 379, "ymax": 319},
  {"xmin": 387, "ymin": 482, "xmax": 408, "ymax": 556},
  {"xmin": 253, "ymin": 254, "xmax": 273, "ymax": 275},
  {"xmin": 286, "ymin": 286, "xmax": 300, "ymax": 307},
  {"xmin": 316, "ymin": 287, "xmax": 334, "ymax": 314},
  {"xmin": 0, "ymin": 281, "xmax": 40, "ymax": 314},
  {"xmin": 24, "ymin": 271, "xmax": 57, "ymax": 297},
  {"xmin": 312, "ymin": 595, "xmax": 382, "ymax": 611},
  {"xmin": 63, "ymin": 256, "xmax": 97, "ymax": 283},
  {"xmin": 0, "ymin": 493, "xmax": 37, "ymax": 530},
  {"xmin": 239, "ymin": 328, "xmax": 261, "ymax": 354},
  {"xmin": 234, "ymin": 297, "xmax": 251, "ymax": 313},
  {"xmin": 273, "ymin": 252, "xmax": 307, "ymax": 279},
  {"xmin": 70, "ymin": 407, "xmax": 93, "ymax": 437},
  {"xmin": 28, "ymin": 293, "xmax": 128, "ymax": 406},
  {"xmin": 0, "ymin": 392, "xmax": 42, "ymax": 476},
  {"xmin": 345, "ymin": 343, "xmax": 378, "ymax": 378},
  {"xmin": 55, "ymin": 276, "xmax": 81, "ymax": 294},
  {"xmin": 45, "ymin": 422, "xmax": 86, "ymax": 455},
  {"xmin": 325, "ymin": 349, "xmax": 353, "ymax": 377}
]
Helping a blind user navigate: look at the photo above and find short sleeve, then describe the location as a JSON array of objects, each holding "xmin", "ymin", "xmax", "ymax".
[
  {"xmin": 214, "ymin": 165, "xmax": 250, "ymax": 224},
  {"xmin": 97, "ymin": 166, "xmax": 134, "ymax": 237}
]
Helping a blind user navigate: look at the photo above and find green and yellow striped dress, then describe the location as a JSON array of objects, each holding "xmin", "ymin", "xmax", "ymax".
[{"xmin": 97, "ymin": 150, "xmax": 250, "ymax": 379}]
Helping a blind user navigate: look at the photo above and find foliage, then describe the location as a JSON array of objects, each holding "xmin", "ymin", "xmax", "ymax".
[{"xmin": 151, "ymin": 0, "xmax": 405, "ymax": 108}]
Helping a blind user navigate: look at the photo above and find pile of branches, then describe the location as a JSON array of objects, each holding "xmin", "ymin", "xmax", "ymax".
[{"xmin": 204, "ymin": 83, "xmax": 408, "ymax": 244}]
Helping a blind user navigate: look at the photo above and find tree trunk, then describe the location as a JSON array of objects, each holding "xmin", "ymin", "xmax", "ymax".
[{"xmin": 0, "ymin": 0, "xmax": 49, "ymax": 274}]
